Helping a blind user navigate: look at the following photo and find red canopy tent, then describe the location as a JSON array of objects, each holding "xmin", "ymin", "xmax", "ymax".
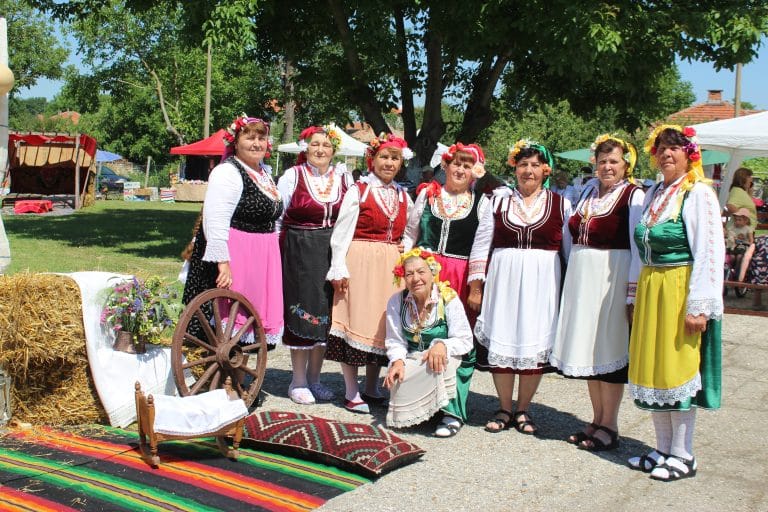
[
  {"xmin": 170, "ymin": 129, "xmax": 226, "ymax": 156},
  {"xmin": 7, "ymin": 132, "xmax": 98, "ymax": 209}
]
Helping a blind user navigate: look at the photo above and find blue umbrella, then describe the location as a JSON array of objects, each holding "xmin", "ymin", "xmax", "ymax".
[{"xmin": 96, "ymin": 150, "xmax": 123, "ymax": 163}]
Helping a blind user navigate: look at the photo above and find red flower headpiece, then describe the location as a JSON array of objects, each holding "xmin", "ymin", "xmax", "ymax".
[
  {"xmin": 221, "ymin": 113, "xmax": 271, "ymax": 161},
  {"xmin": 365, "ymin": 133, "xmax": 413, "ymax": 171},
  {"xmin": 442, "ymin": 142, "xmax": 486, "ymax": 179}
]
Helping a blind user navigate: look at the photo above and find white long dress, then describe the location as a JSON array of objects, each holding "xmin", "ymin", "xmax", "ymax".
[{"xmin": 468, "ymin": 189, "xmax": 572, "ymax": 370}]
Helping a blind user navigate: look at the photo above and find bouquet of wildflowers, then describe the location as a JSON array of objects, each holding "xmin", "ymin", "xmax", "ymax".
[{"xmin": 101, "ymin": 276, "xmax": 182, "ymax": 345}]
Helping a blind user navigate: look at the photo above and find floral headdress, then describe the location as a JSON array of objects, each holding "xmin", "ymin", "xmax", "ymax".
[
  {"xmin": 507, "ymin": 139, "xmax": 554, "ymax": 169},
  {"xmin": 296, "ymin": 123, "xmax": 343, "ymax": 165},
  {"xmin": 392, "ymin": 247, "xmax": 457, "ymax": 302},
  {"xmin": 590, "ymin": 133, "xmax": 638, "ymax": 183},
  {"xmin": 643, "ymin": 124, "xmax": 709, "ymax": 220},
  {"xmin": 221, "ymin": 113, "xmax": 271, "ymax": 161},
  {"xmin": 366, "ymin": 132, "xmax": 413, "ymax": 171},
  {"xmin": 297, "ymin": 123, "xmax": 343, "ymax": 153},
  {"xmin": 442, "ymin": 142, "xmax": 486, "ymax": 179}
]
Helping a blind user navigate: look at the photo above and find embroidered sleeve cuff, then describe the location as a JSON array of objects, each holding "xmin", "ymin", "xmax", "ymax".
[
  {"xmin": 202, "ymin": 240, "xmax": 230, "ymax": 262},
  {"xmin": 326, "ymin": 266, "xmax": 350, "ymax": 281},
  {"xmin": 687, "ymin": 297, "xmax": 724, "ymax": 321},
  {"xmin": 626, "ymin": 282, "xmax": 637, "ymax": 305},
  {"xmin": 467, "ymin": 260, "xmax": 487, "ymax": 282}
]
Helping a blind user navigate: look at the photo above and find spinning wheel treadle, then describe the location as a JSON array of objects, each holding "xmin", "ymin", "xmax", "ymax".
[{"xmin": 171, "ymin": 288, "xmax": 267, "ymax": 408}]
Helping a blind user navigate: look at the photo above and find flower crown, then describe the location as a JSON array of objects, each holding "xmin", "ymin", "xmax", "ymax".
[
  {"xmin": 392, "ymin": 247, "xmax": 441, "ymax": 286},
  {"xmin": 590, "ymin": 133, "xmax": 638, "ymax": 181},
  {"xmin": 644, "ymin": 124, "xmax": 701, "ymax": 162},
  {"xmin": 442, "ymin": 142, "xmax": 486, "ymax": 179},
  {"xmin": 507, "ymin": 139, "xmax": 553, "ymax": 169},
  {"xmin": 222, "ymin": 113, "xmax": 270, "ymax": 147},
  {"xmin": 366, "ymin": 132, "xmax": 414, "ymax": 170},
  {"xmin": 298, "ymin": 123, "xmax": 343, "ymax": 153}
]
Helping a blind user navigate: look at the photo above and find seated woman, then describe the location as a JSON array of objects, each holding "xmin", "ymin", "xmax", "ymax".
[{"xmin": 383, "ymin": 248, "xmax": 473, "ymax": 437}]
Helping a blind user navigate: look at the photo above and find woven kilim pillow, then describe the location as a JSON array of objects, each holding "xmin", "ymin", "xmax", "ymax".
[{"xmin": 242, "ymin": 411, "xmax": 425, "ymax": 477}]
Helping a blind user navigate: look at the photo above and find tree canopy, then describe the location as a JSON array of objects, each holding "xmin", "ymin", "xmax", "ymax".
[
  {"xmin": 27, "ymin": 0, "xmax": 768, "ymax": 168},
  {"xmin": 2, "ymin": 0, "xmax": 68, "ymax": 92}
]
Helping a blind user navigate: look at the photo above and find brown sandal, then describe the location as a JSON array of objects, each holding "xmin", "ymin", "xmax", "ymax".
[{"xmin": 513, "ymin": 410, "xmax": 538, "ymax": 435}]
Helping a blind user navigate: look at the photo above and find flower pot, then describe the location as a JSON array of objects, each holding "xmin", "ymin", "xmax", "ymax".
[{"xmin": 113, "ymin": 330, "xmax": 147, "ymax": 354}]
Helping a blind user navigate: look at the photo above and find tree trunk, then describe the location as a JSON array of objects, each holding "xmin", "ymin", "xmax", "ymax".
[
  {"xmin": 393, "ymin": 5, "xmax": 416, "ymax": 146},
  {"xmin": 456, "ymin": 51, "xmax": 511, "ymax": 143},
  {"xmin": 327, "ymin": 0, "xmax": 389, "ymax": 135},
  {"xmin": 281, "ymin": 58, "xmax": 296, "ymax": 143},
  {"xmin": 141, "ymin": 58, "xmax": 185, "ymax": 145},
  {"xmin": 412, "ymin": 15, "xmax": 446, "ymax": 167}
]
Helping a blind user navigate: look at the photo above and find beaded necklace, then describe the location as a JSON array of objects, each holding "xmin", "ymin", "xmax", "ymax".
[
  {"xmin": 510, "ymin": 188, "xmax": 546, "ymax": 225},
  {"xmin": 373, "ymin": 185, "xmax": 399, "ymax": 221},
  {"xmin": 643, "ymin": 179, "xmax": 684, "ymax": 227},
  {"xmin": 405, "ymin": 293, "xmax": 436, "ymax": 346},
  {"xmin": 304, "ymin": 164, "xmax": 336, "ymax": 202},
  {"xmin": 580, "ymin": 180, "xmax": 627, "ymax": 224},
  {"xmin": 242, "ymin": 162, "xmax": 280, "ymax": 201},
  {"xmin": 436, "ymin": 188, "xmax": 472, "ymax": 219}
]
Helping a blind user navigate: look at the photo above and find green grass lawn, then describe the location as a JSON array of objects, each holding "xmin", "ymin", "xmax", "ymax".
[{"xmin": 3, "ymin": 200, "xmax": 202, "ymax": 282}]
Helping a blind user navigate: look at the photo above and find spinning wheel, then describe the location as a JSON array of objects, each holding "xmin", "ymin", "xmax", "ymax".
[{"xmin": 171, "ymin": 288, "xmax": 267, "ymax": 408}]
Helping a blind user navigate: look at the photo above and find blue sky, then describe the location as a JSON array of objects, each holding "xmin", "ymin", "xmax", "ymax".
[{"xmin": 18, "ymin": 39, "xmax": 768, "ymax": 111}]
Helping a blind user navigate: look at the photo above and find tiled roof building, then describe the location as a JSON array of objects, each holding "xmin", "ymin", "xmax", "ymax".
[{"xmin": 667, "ymin": 89, "xmax": 763, "ymax": 124}]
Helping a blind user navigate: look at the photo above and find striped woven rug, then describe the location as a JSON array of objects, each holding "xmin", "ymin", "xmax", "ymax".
[{"xmin": 0, "ymin": 426, "xmax": 369, "ymax": 511}]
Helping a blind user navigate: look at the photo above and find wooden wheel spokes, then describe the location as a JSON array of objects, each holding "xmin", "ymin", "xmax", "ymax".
[
  {"xmin": 189, "ymin": 363, "xmax": 220, "ymax": 395},
  {"xmin": 172, "ymin": 288, "xmax": 268, "ymax": 408},
  {"xmin": 193, "ymin": 308, "xmax": 218, "ymax": 347},
  {"xmin": 224, "ymin": 300, "xmax": 242, "ymax": 341},
  {"xmin": 230, "ymin": 316, "xmax": 255, "ymax": 345},
  {"xmin": 180, "ymin": 353, "xmax": 217, "ymax": 371},
  {"xmin": 181, "ymin": 332, "xmax": 216, "ymax": 353}
]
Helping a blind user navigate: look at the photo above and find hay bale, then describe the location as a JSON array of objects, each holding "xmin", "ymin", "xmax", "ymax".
[{"xmin": 0, "ymin": 273, "xmax": 106, "ymax": 425}]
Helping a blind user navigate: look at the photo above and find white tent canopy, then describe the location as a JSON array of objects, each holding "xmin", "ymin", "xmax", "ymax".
[
  {"xmin": 277, "ymin": 127, "xmax": 368, "ymax": 157},
  {"xmin": 429, "ymin": 142, "xmax": 450, "ymax": 168},
  {"xmin": 692, "ymin": 111, "xmax": 768, "ymax": 205}
]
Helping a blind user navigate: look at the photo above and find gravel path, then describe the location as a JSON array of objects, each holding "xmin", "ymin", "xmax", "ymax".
[{"xmin": 255, "ymin": 312, "xmax": 768, "ymax": 512}]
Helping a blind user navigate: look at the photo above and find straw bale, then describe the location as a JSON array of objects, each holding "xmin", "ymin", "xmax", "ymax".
[
  {"xmin": 0, "ymin": 273, "xmax": 106, "ymax": 425},
  {"xmin": 0, "ymin": 273, "xmax": 86, "ymax": 373},
  {"xmin": 10, "ymin": 363, "xmax": 107, "ymax": 426}
]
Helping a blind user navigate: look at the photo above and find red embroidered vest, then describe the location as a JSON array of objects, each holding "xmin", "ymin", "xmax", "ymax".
[
  {"xmin": 282, "ymin": 166, "xmax": 349, "ymax": 229},
  {"xmin": 353, "ymin": 182, "xmax": 408, "ymax": 243},
  {"xmin": 491, "ymin": 191, "xmax": 564, "ymax": 251}
]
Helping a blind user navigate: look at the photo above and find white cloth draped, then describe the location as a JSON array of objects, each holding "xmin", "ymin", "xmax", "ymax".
[
  {"xmin": 69, "ymin": 271, "xmax": 177, "ymax": 428},
  {"xmin": 152, "ymin": 389, "xmax": 248, "ymax": 436}
]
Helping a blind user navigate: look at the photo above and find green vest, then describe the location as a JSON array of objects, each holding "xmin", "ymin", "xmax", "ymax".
[
  {"xmin": 634, "ymin": 194, "xmax": 693, "ymax": 266},
  {"xmin": 400, "ymin": 291, "xmax": 449, "ymax": 352}
]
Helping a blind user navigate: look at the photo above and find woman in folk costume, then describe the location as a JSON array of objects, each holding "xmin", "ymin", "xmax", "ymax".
[
  {"xmin": 402, "ymin": 142, "xmax": 490, "ymax": 437},
  {"xmin": 626, "ymin": 125, "xmax": 724, "ymax": 481},
  {"xmin": 550, "ymin": 134, "xmax": 645, "ymax": 451},
  {"xmin": 325, "ymin": 133, "xmax": 414, "ymax": 413},
  {"xmin": 383, "ymin": 248, "xmax": 473, "ymax": 433},
  {"xmin": 468, "ymin": 139, "xmax": 572, "ymax": 435},
  {"xmin": 182, "ymin": 114, "xmax": 283, "ymax": 346},
  {"xmin": 277, "ymin": 124, "xmax": 354, "ymax": 405}
]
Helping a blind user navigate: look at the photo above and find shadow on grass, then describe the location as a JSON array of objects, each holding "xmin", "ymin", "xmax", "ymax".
[{"xmin": 4, "ymin": 206, "xmax": 200, "ymax": 260}]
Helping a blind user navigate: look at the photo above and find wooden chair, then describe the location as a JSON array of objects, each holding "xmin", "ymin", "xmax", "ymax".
[{"xmin": 134, "ymin": 377, "xmax": 246, "ymax": 467}]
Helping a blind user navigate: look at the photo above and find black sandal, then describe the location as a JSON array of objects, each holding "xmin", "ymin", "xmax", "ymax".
[
  {"xmin": 566, "ymin": 422, "xmax": 598, "ymax": 445},
  {"xmin": 649, "ymin": 456, "xmax": 697, "ymax": 482},
  {"xmin": 578, "ymin": 426, "xmax": 619, "ymax": 452},
  {"xmin": 513, "ymin": 410, "xmax": 538, "ymax": 436},
  {"xmin": 628, "ymin": 450, "xmax": 668, "ymax": 473},
  {"xmin": 484, "ymin": 409, "xmax": 513, "ymax": 433}
]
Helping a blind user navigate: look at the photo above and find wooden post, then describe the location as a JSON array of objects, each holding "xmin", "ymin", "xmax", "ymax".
[
  {"xmin": 73, "ymin": 133, "xmax": 81, "ymax": 209},
  {"xmin": 204, "ymin": 42, "xmax": 212, "ymax": 138},
  {"xmin": 734, "ymin": 63, "xmax": 742, "ymax": 117},
  {"xmin": 144, "ymin": 156, "xmax": 151, "ymax": 188}
]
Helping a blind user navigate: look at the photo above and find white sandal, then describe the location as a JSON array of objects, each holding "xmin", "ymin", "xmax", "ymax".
[
  {"xmin": 288, "ymin": 385, "xmax": 316, "ymax": 405},
  {"xmin": 434, "ymin": 417, "xmax": 462, "ymax": 438}
]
